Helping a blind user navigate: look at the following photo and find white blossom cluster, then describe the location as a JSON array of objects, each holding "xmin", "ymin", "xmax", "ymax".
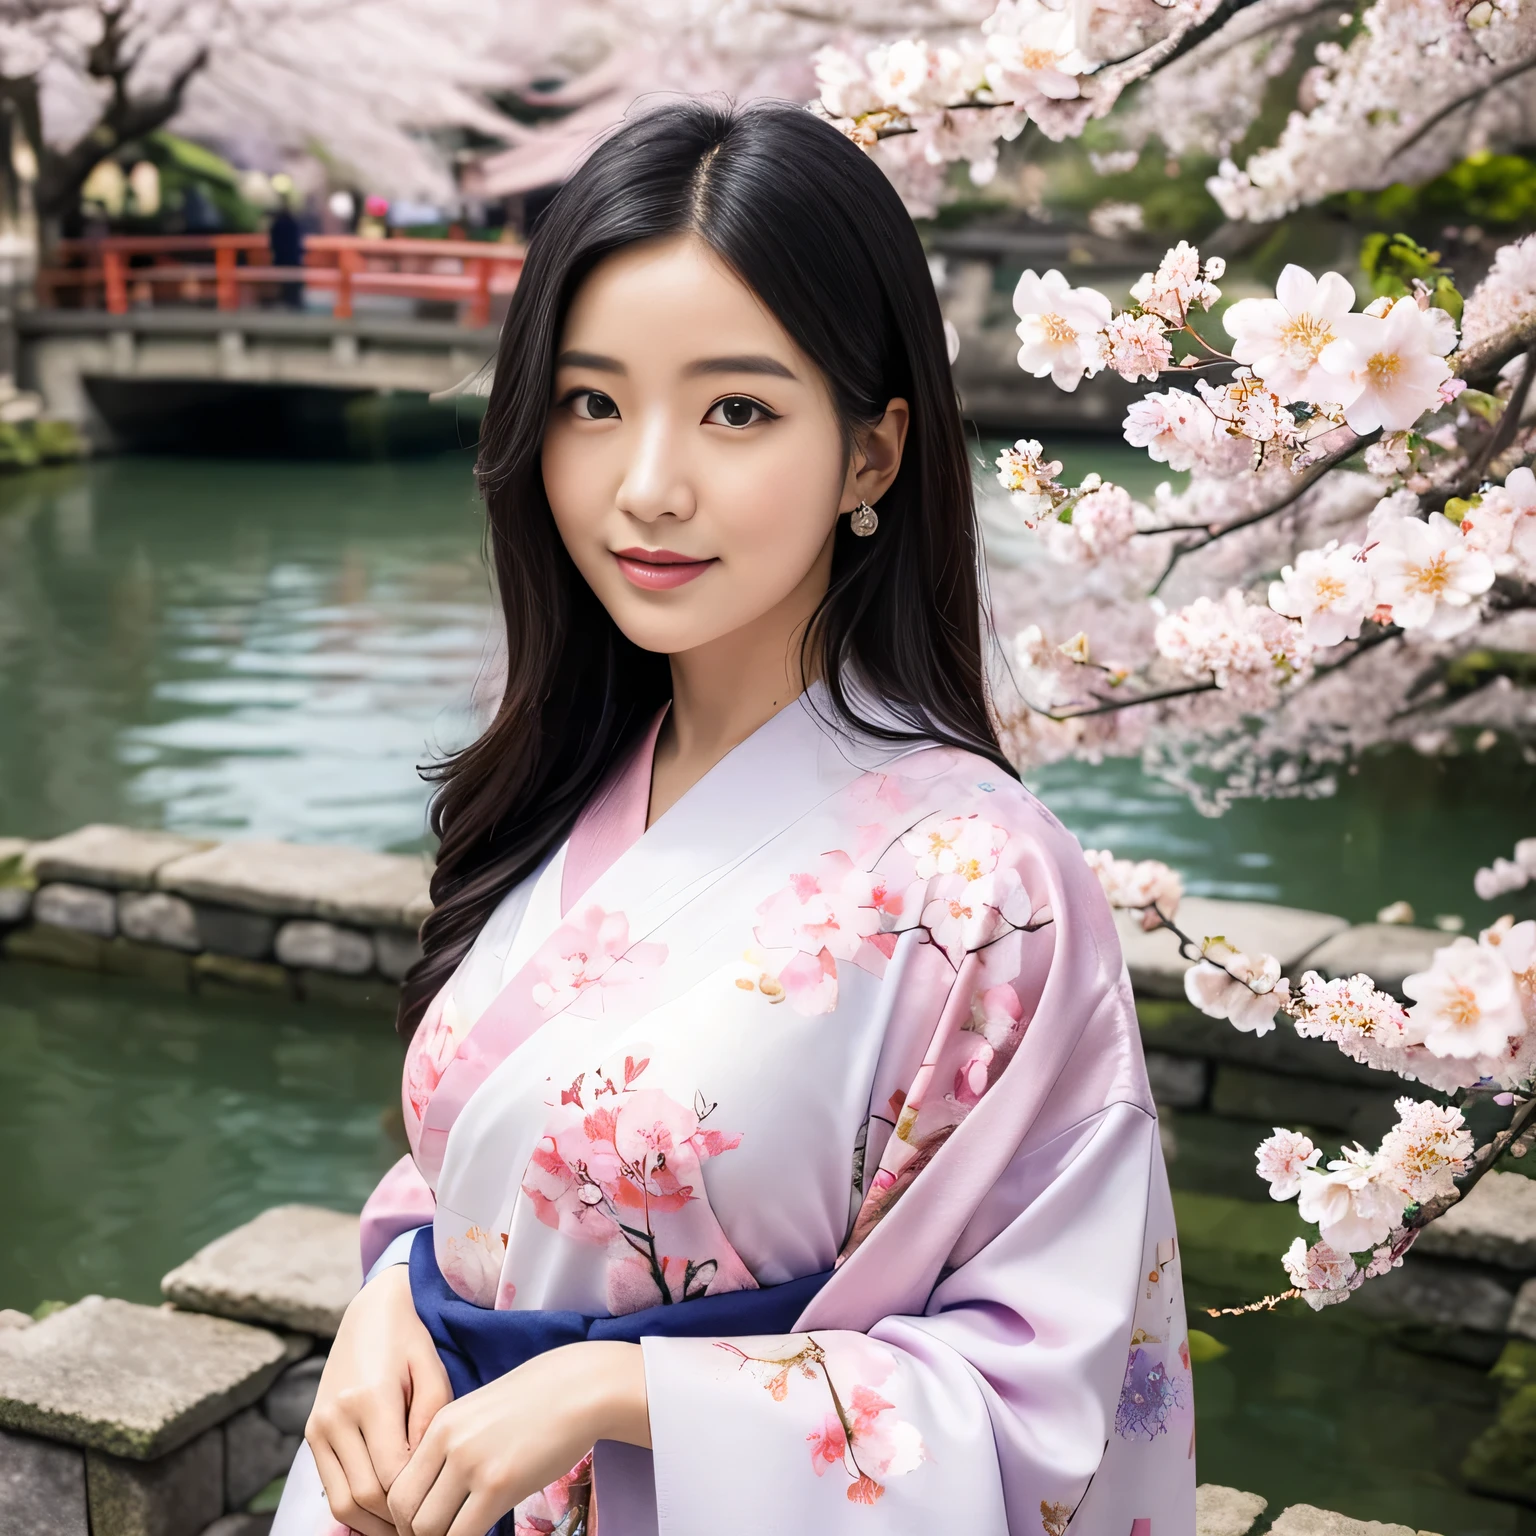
[{"xmin": 1087, "ymin": 842, "xmax": 1534, "ymax": 1308}]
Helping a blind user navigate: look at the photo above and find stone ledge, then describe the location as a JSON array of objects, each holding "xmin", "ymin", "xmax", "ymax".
[
  {"xmin": 157, "ymin": 841, "xmax": 430, "ymax": 929},
  {"xmin": 25, "ymin": 825, "xmax": 213, "ymax": 892},
  {"xmin": 1116, "ymin": 898, "xmax": 1349, "ymax": 1000},
  {"xmin": 163, "ymin": 1206, "xmax": 360, "ymax": 1338},
  {"xmin": 1300, "ymin": 923, "xmax": 1444, "ymax": 1001},
  {"xmin": 1197, "ymin": 1483, "xmax": 1267, "ymax": 1536},
  {"xmin": 1416, "ymin": 1170, "xmax": 1536, "ymax": 1271},
  {"xmin": 0, "ymin": 1299, "xmax": 287, "ymax": 1460},
  {"xmin": 1268, "ymin": 1503, "xmax": 1441, "ymax": 1535}
]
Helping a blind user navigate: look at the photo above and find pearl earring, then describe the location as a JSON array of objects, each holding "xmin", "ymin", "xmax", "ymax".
[{"xmin": 849, "ymin": 500, "xmax": 879, "ymax": 537}]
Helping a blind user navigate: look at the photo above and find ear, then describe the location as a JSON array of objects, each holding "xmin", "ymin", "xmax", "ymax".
[{"xmin": 840, "ymin": 398, "xmax": 910, "ymax": 512}]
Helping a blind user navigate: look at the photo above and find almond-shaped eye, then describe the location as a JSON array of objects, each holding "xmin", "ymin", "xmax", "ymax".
[
  {"xmin": 705, "ymin": 395, "xmax": 775, "ymax": 429},
  {"xmin": 569, "ymin": 390, "xmax": 620, "ymax": 421}
]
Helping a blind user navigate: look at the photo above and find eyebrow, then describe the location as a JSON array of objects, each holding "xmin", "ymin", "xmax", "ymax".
[{"xmin": 553, "ymin": 350, "xmax": 797, "ymax": 381}]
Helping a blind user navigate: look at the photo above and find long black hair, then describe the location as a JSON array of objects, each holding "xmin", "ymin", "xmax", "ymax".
[{"xmin": 398, "ymin": 98, "xmax": 1012, "ymax": 1040}]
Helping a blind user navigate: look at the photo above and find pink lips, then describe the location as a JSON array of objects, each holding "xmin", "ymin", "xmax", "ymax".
[{"xmin": 612, "ymin": 547, "xmax": 717, "ymax": 591}]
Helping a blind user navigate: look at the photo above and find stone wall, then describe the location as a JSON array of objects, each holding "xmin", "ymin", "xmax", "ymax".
[
  {"xmin": 0, "ymin": 1206, "xmax": 356, "ymax": 1536},
  {"xmin": 0, "ymin": 825, "xmax": 429, "ymax": 1011}
]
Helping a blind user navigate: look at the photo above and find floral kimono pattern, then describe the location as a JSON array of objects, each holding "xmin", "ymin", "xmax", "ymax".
[{"xmin": 273, "ymin": 686, "xmax": 1195, "ymax": 1536}]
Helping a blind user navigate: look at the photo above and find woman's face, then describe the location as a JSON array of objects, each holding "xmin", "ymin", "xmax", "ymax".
[{"xmin": 541, "ymin": 233, "xmax": 903, "ymax": 660}]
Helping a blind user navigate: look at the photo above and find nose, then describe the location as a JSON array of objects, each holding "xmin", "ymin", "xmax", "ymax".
[{"xmin": 614, "ymin": 407, "xmax": 696, "ymax": 525}]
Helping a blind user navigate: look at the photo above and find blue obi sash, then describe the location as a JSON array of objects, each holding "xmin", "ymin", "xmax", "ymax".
[{"xmin": 408, "ymin": 1227, "xmax": 831, "ymax": 1534}]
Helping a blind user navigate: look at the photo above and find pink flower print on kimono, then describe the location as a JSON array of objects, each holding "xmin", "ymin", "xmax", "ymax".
[
  {"xmin": 436, "ymin": 1222, "xmax": 511, "ymax": 1310},
  {"xmin": 753, "ymin": 851, "xmax": 895, "ymax": 1014},
  {"xmin": 842, "ymin": 940, "xmax": 1032, "ymax": 1259},
  {"xmin": 529, "ymin": 904, "xmax": 667, "ymax": 1019},
  {"xmin": 717, "ymin": 1333, "xmax": 927, "ymax": 1506},
  {"xmin": 404, "ymin": 989, "xmax": 455, "ymax": 1126},
  {"xmin": 898, "ymin": 814, "xmax": 1045, "ymax": 965},
  {"xmin": 512, "ymin": 1452, "xmax": 591, "ymax": 1536},
  {"xmin": 520, "ymin": 1052, "xmax": 758, "ymax": 1314}
]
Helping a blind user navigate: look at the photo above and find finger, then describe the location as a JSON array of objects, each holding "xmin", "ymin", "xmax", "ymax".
[
  {"xmin": 309, "ymin": 1435, "xmax": 398, "ymax": 1536},
  {"xmin": 357, "ymin": 1387, "xmax": 416, "ymax": 1492},
  {"xmin": 447, "ymin": 1488, "xmax": 510, "ymax": 1536},
  {"xmin": 326, "ymin": 1419, "xmax": 395, "ymax": 1522},
  {"xmin": 401, "ymin": 1456, "xmax": 471, "ymax": 1536},
  {"xmin": 405, "ymin": 1348, "xmax": 454, "ymax": 1448},
  {"xmin": 387, "ymin": 1432, "xmax": 447, "ymax": 1536}
]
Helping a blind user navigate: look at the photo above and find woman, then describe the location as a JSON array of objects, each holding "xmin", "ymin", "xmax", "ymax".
[{"xmin": 273, "ymin": 99, "xmax": 1193, "ymax": 1536}]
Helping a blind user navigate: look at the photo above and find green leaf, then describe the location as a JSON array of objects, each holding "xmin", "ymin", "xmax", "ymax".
[{"xmin": 1186, "ymin": 1328, "xmax": 1230, "ymax": 1364}]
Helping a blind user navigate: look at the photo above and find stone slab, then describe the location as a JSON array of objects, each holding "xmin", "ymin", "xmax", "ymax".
[
  {"xmin": 261, "ymin": 1357, "xmax": 323, "ymax": 1437},
  {"xmin": 4, "ymin": 924, "xmax": 107, "ymax": 970},
  {"xmin": 119, "ymin": 892, "xmax": 202, "ymax": 952},
  {"xmin": 1416, "ymin": 1170, "xmax": 1536, "ymax": 1270},
  {"xmin": 1116, "ymin": 897, "xmax": 1349, "ymax": 1000},
  {"xmin": 223, "ymin": 1406, "xmax": 298, "ymax": 1511},
  {"xmin": 159, "ymin": 842, "xmax": 431, "ymax": 929},
  {"xmin": 34, "ymin": 882, "xmax": 118, "ymax": 937},
  {"xmin": 274, "ymin": 920, "xmax": 373, "ymax": 975},
  {"xmin": 1197, "ymin": 1484, "xmax": 1268, "ymax": 1536},
  {"xmin": 1268, "ymin": 1504, "xmax": 1440, "ymax": 1536},
  {"xmin": 86, "ymin": 1425, "xmax": 222, "ymax": 1536},
  {"xmin": 0, "ymin": 1426, "xmax": 89, "ymax": 1536},
  {"xmin": 1301, "ymin": 924, "xmax": 1445, "ymax": 1001},
  {"xmin": 0, "ymin": 886, "xmax": 32, "ymax": 924},
  {"xmin": 201, "ymin": 1518, "xmax": 274, "ymax": 1536},
  {"xmin": 0, "ymin": 836, "xmax": 31, "ymax": 866},
  {"xmin": 163, "ymin": 1206, "xmax": 360, "ymax": 1338},
  {"xmin": 373, "ymin": 927, "xmax": 423, "ymax": 982},
  {"xmin": 1352, "ymin": 1256, "xmax": 1514, "ymax": 1334},
  {"xmin": 1209, "ymin": 1063, "xmax": 1401, "ymax": 1143},
  {"xmin": 26, "ymin": 826, "xmax": 213, "ymax": 892},
  {"xmin": 0, "ymin": 1297, "xmax": 287, "ymax": 1460}
]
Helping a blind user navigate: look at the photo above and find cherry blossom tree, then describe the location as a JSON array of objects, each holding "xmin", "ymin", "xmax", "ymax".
[{"xmin": 0, "ymin": 0, "xmax": 524, "ymax": 226}]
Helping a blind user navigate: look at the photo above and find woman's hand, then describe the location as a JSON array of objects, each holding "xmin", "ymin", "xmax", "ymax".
[
  {"xmin": 306, "ymin": 1262, "xmax": 454, "ymax": 1536},
  {"xmin": 386, "ymin": 1340, "xmax": 650, "ymax": 1536}
]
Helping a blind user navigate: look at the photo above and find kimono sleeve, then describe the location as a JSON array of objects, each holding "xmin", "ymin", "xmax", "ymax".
[{"xmin": 641, "ymin": 1098, "xmax": 1186, "ymax": 1535}]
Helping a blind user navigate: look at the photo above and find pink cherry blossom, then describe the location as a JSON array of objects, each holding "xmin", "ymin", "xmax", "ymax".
[
  {"xmin": 1318, "ymin": 297, "xmax": 1455, "ymax": 434},
  {"xmin": 529, "ymin": 905, "xmax": 665, "ymax": 1014},
  {"xmin": 754, "ymin": 851, "xmax": 881, "ymax": 962},
  {"xmin": 1403, "ymin": 937, "xmax": 1526, "ymax": 1060},
  {"xmin": 807, "ymin": 1412, "xmax": 848, "ymax": 1475},
  {"xmin": 1282, "ymin": 1237, "xmax": 1362, "ymax": 1310},
  {"xmin": 1364, "ymin": 512, "xmax": 1495, "ymax": 639},
  {"xmin": 1102, "ymin": 312, "xmax": 1173, "ymax": 382},
  {"xmin": 1268, "ymin": 541, "xmax": 1374, "ymax": 648},
  {"xmin": 901, "ymin": 815, "xmax": 1011, "ymax": 881},
  {"xmin": 1375, "ymin": 1098, "xmax": 1472, "ymax": 1204},
  {"xmin": 1083, "ymin": 849, "xmax": 1182, "ymax": 926},
  {"xmin": 1223, "ymin": 265, "xmax": 1358, "ymax": 402},
  {"xmin": 1130, "ymin": 241, "xmax": 1222, "ymax": 325},
  {"xmin": 1155, "ymin": 589, "xmax": 1314, "ymax": 693},
  {"xmin": 1295, "ymin": 1146, "xmax": 1403, "ymax": 1253},
  {"xmin": 1255, "ymin": 1128, "xmax": 1320, "ymax": 1200},
  {"xmin": 1012, "ymin": 268, "xmax": 1110, "ymax": 392},
  {"xmin": 1183, "ymin": 942, "xmax": 1288, "ymax": 1035}
]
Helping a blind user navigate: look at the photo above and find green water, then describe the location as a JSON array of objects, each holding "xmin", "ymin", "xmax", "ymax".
[{"xmin": 0, "ymin": 454, "xmax": 1532, "ymax": 1531}]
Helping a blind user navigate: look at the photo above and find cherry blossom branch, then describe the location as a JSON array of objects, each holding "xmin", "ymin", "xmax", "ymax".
[
  {"xmin": 1033, "ymin": 679, "xmax": 1220, "ymax": 720},
  {"xmin": 1149, "ymin": 428, "xmax": 1380, "ymax": 593},
  {"xmin": 1388, "ymin": 51, "xmax": 1536, "ymax": 162},
  {"xmin": 1406, "ymin": 1090, "xmax": 1536, "ymax": 1230}
]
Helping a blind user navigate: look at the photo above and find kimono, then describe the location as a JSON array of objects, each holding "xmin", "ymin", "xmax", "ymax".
[{"xmin": 272, "ymin": 684, "xmax": 1195, "ymax": 1536}]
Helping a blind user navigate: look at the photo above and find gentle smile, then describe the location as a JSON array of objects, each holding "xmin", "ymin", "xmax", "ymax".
[{"xmin": 612, "ymin": 547, "xmax": 718, "ymax": 590}]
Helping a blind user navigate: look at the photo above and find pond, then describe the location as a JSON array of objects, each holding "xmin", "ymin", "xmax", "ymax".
[{"xmin": 0, "ymin": 453, "xmax": 1531, "ymax": 1533}]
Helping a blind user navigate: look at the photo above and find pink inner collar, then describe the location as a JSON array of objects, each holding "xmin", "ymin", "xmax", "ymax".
[{"xmin": 559, "ymin": 706, "xmax": 668, "ymax": 917}]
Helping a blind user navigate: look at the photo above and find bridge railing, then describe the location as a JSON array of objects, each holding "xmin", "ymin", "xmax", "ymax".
[{"xmin": 37, "ymin": 233, "xmax": 525, "ymax": 327}]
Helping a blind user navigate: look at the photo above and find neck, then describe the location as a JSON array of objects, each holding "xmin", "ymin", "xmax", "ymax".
[{"xmin": 646, "ymin": 534, "xmax": 832, "ymax": 826}]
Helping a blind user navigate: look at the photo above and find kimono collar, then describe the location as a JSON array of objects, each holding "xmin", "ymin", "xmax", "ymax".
[{"xmin": 560, "ymin": 705, "xmax": 668, "ymax": 918}]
